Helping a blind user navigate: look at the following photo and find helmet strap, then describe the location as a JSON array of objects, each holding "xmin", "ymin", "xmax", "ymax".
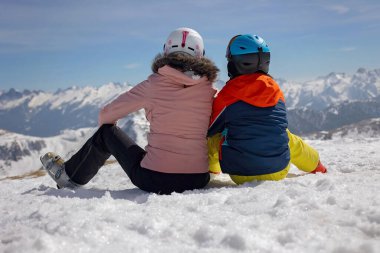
[
  {"xmin": 257, "ymin": 47, "xmax": 263, "ymax": 72},
  {"xmin": 227, "ymin": 61, "xmax": 241, "ymax": 79}
]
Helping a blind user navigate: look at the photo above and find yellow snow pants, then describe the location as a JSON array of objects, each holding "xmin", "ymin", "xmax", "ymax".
[{"xmin": 208, "ymin": 129, "xmax": 320, "ymax": 185}]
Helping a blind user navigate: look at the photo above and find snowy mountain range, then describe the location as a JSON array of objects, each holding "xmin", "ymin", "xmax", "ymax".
[
  {"xmin": 306, "ymin": 118, "xmax": 380, "ymax": 140},
  {"xmin": 0, "ymin": 82, "xmax": 132, "ymax": 136},
  {"xmin": 287, "ymin": 96, "xmax": 380, "ymax": 134},
  {"xmin": 1, "ymin": 68, "xmax": 379, "ymax": 175},
  {"xmin": 280, "ymin": 68, "xmax": 380, "ymax": 134},
  {"xmin": 1, "ymin": 68, "xmax": 379, "ymax": 136},
  {"xmin": 278, "ymin": 68, "xmax": 380, "ymax": 110}
]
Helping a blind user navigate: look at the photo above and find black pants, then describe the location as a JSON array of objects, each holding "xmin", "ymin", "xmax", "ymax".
[{"xmin": 64, "ymin": 124, "xmax": 210, "ymax": 194}]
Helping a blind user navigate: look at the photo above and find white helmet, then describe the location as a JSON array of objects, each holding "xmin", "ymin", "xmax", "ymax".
[{"xmin": 164, "ymin": 27, "xmax": 205, "ymax": 58}]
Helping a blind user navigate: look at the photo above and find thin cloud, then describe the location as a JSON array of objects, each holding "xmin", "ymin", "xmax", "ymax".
[
  {"xmin": 339, "ymin": 47, "xmax": 356, "ymax": 52},
  {"xmin": 123, "ymin": 63, "xmax": 141, "ymax": 70},
  {"xmin": 326, "ymin": 5, "xmax": 350, "ymax": 14}
]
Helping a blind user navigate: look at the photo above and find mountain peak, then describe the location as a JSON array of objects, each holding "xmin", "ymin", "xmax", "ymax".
[
  {"xmin": 356, "ymin": 67, "xmax": 367, "ymax": 74},
  {"xmin": 0, "ymin": 88, "xmax": 24, "ymax": 100},
  {"xmin": 324, "ymin": 71, "xmax": 346, "ymax": 80}
]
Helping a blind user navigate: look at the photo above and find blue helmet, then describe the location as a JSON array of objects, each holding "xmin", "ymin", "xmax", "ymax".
[{"xmin": 226, "ymin": 34, "xmax": 271, "ymax": 77}]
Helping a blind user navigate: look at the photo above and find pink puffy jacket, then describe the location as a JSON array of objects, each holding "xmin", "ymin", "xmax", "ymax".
[{"xmin": 99, "ymin": 65, "xmax": 217, "ymax": 174}]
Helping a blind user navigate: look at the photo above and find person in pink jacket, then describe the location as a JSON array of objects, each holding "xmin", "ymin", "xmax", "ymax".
[{"xmin": 40, "ymin": 27, "xmax": 219, "ymax": 194}]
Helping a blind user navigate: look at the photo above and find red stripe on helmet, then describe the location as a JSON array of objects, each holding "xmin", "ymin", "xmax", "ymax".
[{"xmin": 181, "ymin": 31, "xmax": 189, "ymax": 48}]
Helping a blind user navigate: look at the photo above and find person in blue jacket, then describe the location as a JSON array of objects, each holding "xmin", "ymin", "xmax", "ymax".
[{"xmin": 208, "ymin": 34, "xmax": 327, "ymax": 184}]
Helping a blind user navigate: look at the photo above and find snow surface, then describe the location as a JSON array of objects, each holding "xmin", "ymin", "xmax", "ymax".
[{"xmin": 1, "ymin": 137, "xmax": 379, "ymax": 253}]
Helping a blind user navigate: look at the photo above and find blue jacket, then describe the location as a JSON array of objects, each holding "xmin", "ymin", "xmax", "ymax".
[{"xmin": 208, "ymin": 73, "xmax": 290, "ymax": 176}]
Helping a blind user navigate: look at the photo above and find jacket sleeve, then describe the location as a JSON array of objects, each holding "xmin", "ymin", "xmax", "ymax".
[
  {"xmin": 98, "ymin": 80, "xmax": 150, "ymax": 125},
  {"xmin": 207, "ymin": 107, "xmax": 226, "ymax": 137}
]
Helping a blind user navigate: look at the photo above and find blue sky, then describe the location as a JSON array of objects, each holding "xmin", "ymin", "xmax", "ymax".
[{"xmin": 0, "ymin": 0, "xmax": 379, "ymax": 91}]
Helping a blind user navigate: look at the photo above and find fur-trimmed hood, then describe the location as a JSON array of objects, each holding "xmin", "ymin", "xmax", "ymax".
[{"xmin": 152, "ymin": 53, "xmax": 219, "ymax": 83}]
